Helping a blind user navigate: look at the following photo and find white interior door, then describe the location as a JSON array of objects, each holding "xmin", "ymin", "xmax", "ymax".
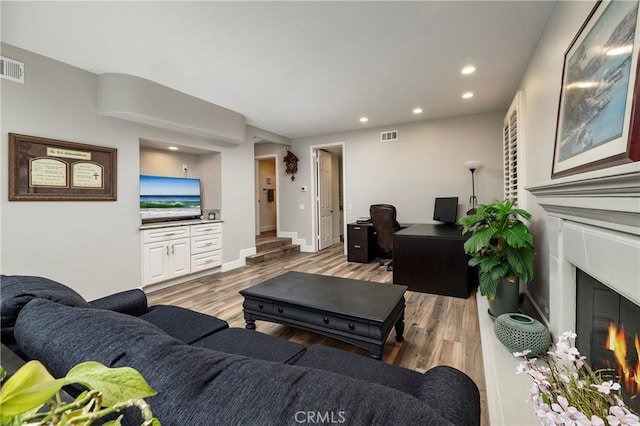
[{"xmin": 317, "ymin": 150, "xmax": 333, "ymax": 250}]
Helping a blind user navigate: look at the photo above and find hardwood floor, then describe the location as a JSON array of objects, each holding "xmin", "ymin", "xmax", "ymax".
[{"xmin": 147, "ymin": 239, "xmax": 488, "ymax": 425}]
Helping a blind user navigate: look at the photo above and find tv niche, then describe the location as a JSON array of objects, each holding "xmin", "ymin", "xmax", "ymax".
[
  {"xmin": 433, "ymin": 197, "xmax": 459, "ymax": 225},
  {"xmin": 140, "ymin": 175, "xmax": 202, "ymax": 224}
]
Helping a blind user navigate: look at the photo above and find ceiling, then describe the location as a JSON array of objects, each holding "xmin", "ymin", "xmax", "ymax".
[{"xmin": 1, "ymin": 1, "xmax": 555, "ymax": 140}]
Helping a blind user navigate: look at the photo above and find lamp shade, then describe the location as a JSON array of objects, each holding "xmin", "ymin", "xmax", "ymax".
[{"xmin": 464, "ymin": 160, "xmax": 482, "ymax": 171}]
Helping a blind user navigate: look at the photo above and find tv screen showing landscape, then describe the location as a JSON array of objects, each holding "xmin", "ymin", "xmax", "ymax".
[{"xmin": 140, "ymin": 175, "xmax": 202, "ymax": 223}]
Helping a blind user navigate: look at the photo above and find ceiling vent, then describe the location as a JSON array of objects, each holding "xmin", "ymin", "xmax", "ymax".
[
  {"xmin": 0, "ymin": 56, "xmax": 25, "ymax": 83},
  {"xmin": 380, "ymin": 130, "xmax": 398, "ymax": 142}
]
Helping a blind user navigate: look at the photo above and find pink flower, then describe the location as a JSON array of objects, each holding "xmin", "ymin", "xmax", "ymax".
[
  {"xmin": 590, "ymin": 415, "xmax": 605, "ymax": 426},
  {"xmin": 607, "ymin": 406, "xmax": 640, "ymax": 426},
  {"xmin": 591, "ymin": 380, "xmax": 621, "ymax": 395}
]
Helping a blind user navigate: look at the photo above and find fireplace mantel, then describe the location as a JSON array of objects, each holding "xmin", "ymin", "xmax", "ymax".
[{"xmin": 527, "ymin": 167, "xmax": 640, "ymax": 236}]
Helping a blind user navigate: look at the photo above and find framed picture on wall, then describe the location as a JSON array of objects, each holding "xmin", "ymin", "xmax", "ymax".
[
  {"xmin": 551, "ymin": 0, "xmax": 640, "ymax": 178},
  {"xmin": 8, "ymin": 133, "xmax": 117, "ymax": 201}
]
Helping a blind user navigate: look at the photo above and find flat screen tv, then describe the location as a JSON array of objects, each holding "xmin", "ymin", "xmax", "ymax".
[
  {"xmin": 433, "ymin": 197, "xmax": 459, "ymax": 225},
  {"xmin": 140, "ymin": 175, "xmax": 202, "ymax": 223}
]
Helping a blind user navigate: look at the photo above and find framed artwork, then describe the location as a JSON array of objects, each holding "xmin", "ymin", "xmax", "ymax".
[
  {"xmin": 552, "ymin": 0, "xmax": 640, "ymax": 178},
  {"xmin": 8, "ymin": 133, "xmax": 117, "ymax": 201}
]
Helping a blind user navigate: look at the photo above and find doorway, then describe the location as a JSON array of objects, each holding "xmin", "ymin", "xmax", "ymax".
[
  {"xmin": 255, "ymin": 156, "xmax": 277, "ymax": 236},
  {"xmin": 310, "ymin": 143, "xmax": 345, "ymax": 253}
]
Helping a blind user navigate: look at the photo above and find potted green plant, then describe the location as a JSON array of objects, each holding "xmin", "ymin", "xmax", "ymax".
[
  {"xmin": 460, "ymin": 199, "xmax": 536, "ymax": 318},
  {"xmin": 0, "ymin": 360, "xmax": 159, "ymax": 425}
]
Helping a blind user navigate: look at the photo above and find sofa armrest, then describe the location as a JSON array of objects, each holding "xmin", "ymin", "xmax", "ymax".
[
  {"xmin": 420, "ymin": 366, "xmax": 480, "ymax": 426},
  {"xmin": 89, "ymin": 289, "xmax": 149, "ymax": 316}
]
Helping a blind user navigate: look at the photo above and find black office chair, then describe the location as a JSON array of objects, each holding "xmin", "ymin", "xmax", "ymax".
[{"xmin": 369, "ymin": 204, "xmax": 401, "ymax": 271}]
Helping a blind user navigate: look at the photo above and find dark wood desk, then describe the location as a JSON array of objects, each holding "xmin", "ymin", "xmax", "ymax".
[{"xmin": 392, "ymin": 224, "xmax": 478, "ymax": 298}]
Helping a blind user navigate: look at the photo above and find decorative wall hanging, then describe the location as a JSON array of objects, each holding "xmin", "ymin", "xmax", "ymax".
[
  {"xmin": 8, "ymin": 133, "xmax": 117, "ymax": 201},
  {"xmin": 283, "ymin": 147, "xmax": 299, "ymax": 181},
  {"xmin": 551, "ymin": 0, "xmax": 640, "ymax": 178}
]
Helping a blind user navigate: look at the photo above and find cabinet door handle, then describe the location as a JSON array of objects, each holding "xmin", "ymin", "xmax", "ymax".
[
  {"xmin": 204, "ymin": 242, "xmax": 213, "ymax": 246},
  {"xmin": 348, "ymin": 323, "xmax": 355, "ymax": 330},
  {"xmin": 166, "ymin": 246, "xmax": 170, "ymax": 256},
  {"xmin": 171, "ymin": 245, "xmax": 175, "ymax": 254},
  {"xmin": 323, "ymin": 317, "xmax": 330, "ymax": 324},
  {"xmin": 277, "ymin": 307, "xmax": 284, "ymax": 314},
  {"xmin": 258, "ymin": 303, "xmax": 264, "ymax": 309},
  {"xmin": 164, "ymin": 232, "xmax": 176, "ymax": 237},
  {"xmin": 354, "ymin": 227, "xmax": 361, "ymax": 230}
]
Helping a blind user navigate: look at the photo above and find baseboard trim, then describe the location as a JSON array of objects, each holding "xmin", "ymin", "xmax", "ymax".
[
  {"xmin": 222, "ymin": 247, "xmax": 257, "ymax": 272},
  {"xmin": 277, "ymin": 231, "xmax": 313, "ymax": 252}
]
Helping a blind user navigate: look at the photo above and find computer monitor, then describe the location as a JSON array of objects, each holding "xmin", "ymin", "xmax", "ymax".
[{"xmin": 433, "ymin": 197, "xmax": 459, "ymax": 224}]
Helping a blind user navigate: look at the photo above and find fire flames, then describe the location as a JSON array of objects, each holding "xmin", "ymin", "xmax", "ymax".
[{"xmin": 604, "ymin": 322, "xmax": 640, "ymax": 396}]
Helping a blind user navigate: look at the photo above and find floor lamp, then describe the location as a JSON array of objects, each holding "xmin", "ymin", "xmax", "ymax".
[{"xmin": 464, "ymin": 160, "xmax": 482, "ymax": 215}]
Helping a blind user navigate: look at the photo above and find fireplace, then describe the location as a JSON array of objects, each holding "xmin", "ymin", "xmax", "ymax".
[
  {"xmin": 474, "ymin": 166, "xmax": 640, "ymax": 425},
  {"xmin": 576, "ymin": 269, "xmax": 640, "ymax": 413}
]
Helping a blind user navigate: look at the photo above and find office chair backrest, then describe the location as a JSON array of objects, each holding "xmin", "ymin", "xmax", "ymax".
[{"xmin": 369, "ymin": 204, "xmax": 401, "ymax": 259}]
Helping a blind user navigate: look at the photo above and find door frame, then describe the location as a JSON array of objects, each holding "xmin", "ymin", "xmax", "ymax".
[
  {"xmin": 309, "ymin": 141, "xmax": 347, "ymax": 254},
  {"xmin": 254, "ymin": 155, "xmax": 279, "ymax": 236}
]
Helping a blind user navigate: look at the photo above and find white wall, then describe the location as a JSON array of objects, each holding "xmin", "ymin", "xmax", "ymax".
[
  {"xmin": 140, "ymin": 148, "xmax": 202, "ymax": 178},
  {"xmin": 0, "ymin": 44, "xmax": 256, "ymax": 298},
  {"xmin": 517, "ymin": 1, "xmax": 606, "ymax": 319},
  {"xmin": 281, "ymin": 113, "xmax": 505, "ymax": 246}
]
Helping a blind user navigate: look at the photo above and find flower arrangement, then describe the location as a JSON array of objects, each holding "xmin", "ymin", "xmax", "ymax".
[{"xmin": 515, "ymin": 331, "xmax": 639, "ymax": 426}]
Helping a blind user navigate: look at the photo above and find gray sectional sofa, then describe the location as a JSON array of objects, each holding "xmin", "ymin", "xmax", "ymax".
[{"xmin": 0, "ymin": 275, "xmax": 481, "ymax": 425}]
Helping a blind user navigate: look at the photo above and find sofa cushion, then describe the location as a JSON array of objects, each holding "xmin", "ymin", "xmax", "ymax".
[
  {"xmin": 139, "ymin": 305, "xmax": 228, "ymax": 343},
  {"xmin": 193, "ymin": 328, "xmax": 306, "ymax": 363},
  {"xmin": 14, "ymin": 299, "xmax": 473, "ymax": 425},
  {"xmin": 292, "ymin": 344, "xmax": 424, "ymax": 396},
  {"xmin": 0, "ymin": 275, "xmax": 91, "ymax": 343}
]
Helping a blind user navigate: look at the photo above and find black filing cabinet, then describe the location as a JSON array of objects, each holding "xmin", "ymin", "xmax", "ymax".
[{"xmin": 347, "ymin": 223, "xmax": 376, "ymax": 263}]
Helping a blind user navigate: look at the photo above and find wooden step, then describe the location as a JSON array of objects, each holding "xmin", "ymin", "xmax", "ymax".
[
  {"xmin": 256, "ymin": 237, "xmax": 292, "ymax": 253},
  {"xmin": 246, "ymin": 244, "xmax": 300, "ymax": 265}
]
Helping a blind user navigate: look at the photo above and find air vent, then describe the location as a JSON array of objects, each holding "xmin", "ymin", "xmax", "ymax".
[
  {"xmin": 380, "ymin": 130, "xmax": 398, "ymax": 142},
  {"xmin": 0, "ymin": 56, "xmax": 25, "ymax": 83}
]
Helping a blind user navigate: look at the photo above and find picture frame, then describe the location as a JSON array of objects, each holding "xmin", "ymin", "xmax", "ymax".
[
  {"xmin": 551, "ymin": 0, "xmax": 640, "ymax": 178},
  {"xmin": 8, "ymin": 133, "xmax": 117, "ymax": 201}
]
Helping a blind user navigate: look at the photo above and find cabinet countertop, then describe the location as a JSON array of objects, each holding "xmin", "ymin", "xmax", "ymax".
[{"xmin": 139, "ymin": 219, "xmax": 223, "ymax": 231}]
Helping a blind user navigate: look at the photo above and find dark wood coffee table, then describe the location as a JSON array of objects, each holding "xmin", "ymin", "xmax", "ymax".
[{"xmin": 240, "ymin": 271, "xmax": 407, "ymax": 359}]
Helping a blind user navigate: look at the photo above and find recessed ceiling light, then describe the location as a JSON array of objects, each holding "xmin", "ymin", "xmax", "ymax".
[
  {"xmin": 168, "ymin": 146, "xmax": 179, "ymax": 150},
  {"xmin": 462, "ymin": 92, "xmax": 474, "ymax": 99},
  {"xmin": 413, "ymin": 108, "xmax": 423, "ymax": 114},
  {"xmin": 359, "ymin": 117, "xmax": 369, "ymax": 123},
  {"xmin": 461, "ymin": 66, "xmax": 476, "ymax": 75}
]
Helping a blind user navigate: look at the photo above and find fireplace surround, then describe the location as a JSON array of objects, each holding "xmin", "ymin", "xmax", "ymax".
[{"xmin": 479, "ymin": 164, "xmax": 640, "ymax": 425}]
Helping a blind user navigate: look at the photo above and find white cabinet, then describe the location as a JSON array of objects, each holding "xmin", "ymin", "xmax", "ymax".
[
  {"xmin": 190, "ymin": 223, "xmax": 222, "ymax": 272},
  {"xmin": 141, "ymin": 222, "xmax": 222, "ymax": 286}
]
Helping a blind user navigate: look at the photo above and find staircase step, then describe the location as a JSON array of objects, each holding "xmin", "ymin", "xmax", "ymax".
[
  {"xmin": 246, "ymin": 244, "xmax": 300, "ymax": 265},
  {"xmin": 256, "ymin": 237, "xmax": 293, "ymax": 253}
]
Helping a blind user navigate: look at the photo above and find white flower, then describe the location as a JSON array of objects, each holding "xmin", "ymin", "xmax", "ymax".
[
  {"xmin": 514, "ymin": 349, "xmax": 531, "ymax": 357},
  {"xmin": 591, "ymin": 380, "xmax": 621, "ymax": 395},
  {"xmin": 561, "ymin": 331, "xmax": 577, "ymax": 340},
  {"xmin": 591, "ymin": 415, "xmax": 605, "ymax": 426},
  {"xmin": 607, "ymin": 406, "xmax": 640, "ymax": 426}
]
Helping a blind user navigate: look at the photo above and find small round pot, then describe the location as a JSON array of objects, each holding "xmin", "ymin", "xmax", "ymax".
[{"xmin": 494, "ymin": 313, "xmax": 551, "ymax": 356}]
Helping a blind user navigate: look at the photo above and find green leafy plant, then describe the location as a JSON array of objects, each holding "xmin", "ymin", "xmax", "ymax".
[
  {"xmin": 460, "ymin": 199, "xmax": 536, "ymax": 299},
  {"xmin": 0, "ymin": 360, "xmax": 159, "ymax": 426}
]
